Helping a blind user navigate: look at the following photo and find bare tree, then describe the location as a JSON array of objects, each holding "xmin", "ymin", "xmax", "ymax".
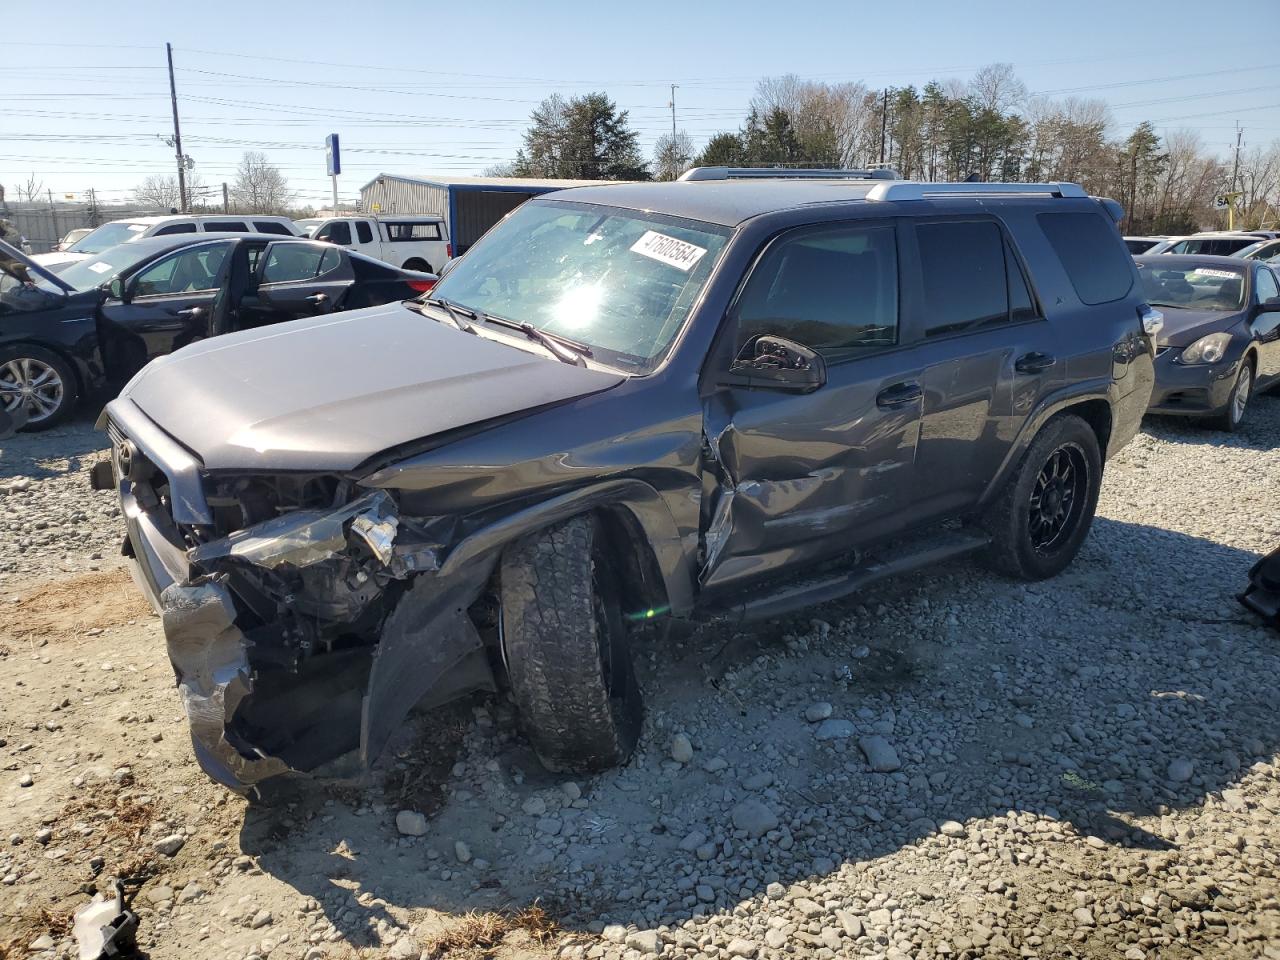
[
  {"xmin": 652, "ymin": 131, "xmax": 695, "ymax": 181},
  {"xmin": 15, "ymin": 173, "xmax": 44, "ymax": 202},
  {"xmin": 968, "ymin": 63, "xmax": 1027, "ymax": 115},
  {"xmin": 134, "ymin": 172, "xmax": 206, "ymax": 211},
  {"xmin": 229, "ymin": 151, "xmax": 295, "ymax": 214},
  {"xmin": 482, "ymin": 161, "xmax": 518, "ymax": 177}
]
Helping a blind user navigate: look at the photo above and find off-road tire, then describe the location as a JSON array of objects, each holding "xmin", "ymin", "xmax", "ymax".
[
  {"xmin": 979, "ymin": 413, "xmax": 1102, "ymax": 581},
  {"xmin": 1212, "ymin": 359, "xmax": 1252, "ymax": 432},
  {"xmin": 0, "ymin": 344, "xmax": 78, "ymax": 431},
  {"xmin": 499, "ymin": 514, "xmax": 642, "ymax": 772}
]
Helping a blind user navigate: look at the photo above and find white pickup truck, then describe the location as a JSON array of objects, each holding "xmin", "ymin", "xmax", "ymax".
[{"xmin": 308, "ymin": 216, "xmax": 450, "ymax": 274}]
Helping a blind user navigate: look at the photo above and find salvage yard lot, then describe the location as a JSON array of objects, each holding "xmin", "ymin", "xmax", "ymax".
[{"xmin": 2, "ymin": 401, "xmax": 1279, "ymax": 960}]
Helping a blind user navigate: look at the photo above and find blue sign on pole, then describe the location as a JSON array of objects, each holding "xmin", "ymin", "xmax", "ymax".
[{"xmin": 325, "ymin": 134, "xmax": 341, "ymax": 176}]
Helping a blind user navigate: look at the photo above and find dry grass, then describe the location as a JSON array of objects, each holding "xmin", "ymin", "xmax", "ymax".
[{"xmin": 421, "ymin": 904, "xmax": 559, "ymax": 957}]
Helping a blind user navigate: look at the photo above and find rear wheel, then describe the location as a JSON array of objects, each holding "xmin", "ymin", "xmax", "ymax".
[
  {"xmin": 979, "ymin": 414, "xmax": 1102, "ymax": 581},
  {"xmin": 402, "ymin": 258, "xmax": 432, "ymax": 273},
  {"xmin": 1213, "ymin": 361, "xmax": 1251, "ymax": 432},
  {"xmin": 499, "ymin": 515, "xmax": 642, "ymax": 772},
  {"xmin": 0, "ymin": 345, "xmax": 78, "ymax": 431}
]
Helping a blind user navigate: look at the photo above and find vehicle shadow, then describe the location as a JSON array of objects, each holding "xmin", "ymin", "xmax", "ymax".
[
  {"xmin": 1143, "ymin": 390, "xmax": 1280, "ymax": 448},
  {"xmin": 0, "ymin": 409, "xmax": 106, "ymax": 479},
  {"xmin": 237, "ymin": 516, "xmax": 1276, "ymax": 951}
]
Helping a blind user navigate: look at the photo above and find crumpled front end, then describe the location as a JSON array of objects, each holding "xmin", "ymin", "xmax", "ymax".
[{"xmin": 102, "ymin": 403, "xmax": 498, "ymax": 794}]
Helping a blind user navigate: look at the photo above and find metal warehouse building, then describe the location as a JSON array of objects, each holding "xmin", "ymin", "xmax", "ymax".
[{"xmin": 358, "ymin": 174, "xmax": 609, "ymax": 254}]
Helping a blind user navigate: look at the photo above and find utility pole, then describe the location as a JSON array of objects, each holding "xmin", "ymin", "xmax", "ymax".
[
  {"xmin": 879, "ymin": 88, "xmax": 890, "ymax": 164},
  {"xmin": 669, "ymin": 84, "xmax": 678, "ymax": 139},
  {"xmin": 222, "ymin": 182, "xmax": 229, "ymax": 213},
  {"xmin": 166, "ymin": 42, "xmax": 188, "ymax": 213},
  {"xmin": 1231, "ymin": 123, "xmax": 1243, "ymax": 192}
]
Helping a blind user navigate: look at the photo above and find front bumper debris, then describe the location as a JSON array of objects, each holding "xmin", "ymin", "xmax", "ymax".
[
  {"xmin": 121, "ymin": 479, "xmax": 496, "ymax": 795},
  {"xmin": 1241, "ymin": 543, "xmax": 1280, "ymax": 632}
]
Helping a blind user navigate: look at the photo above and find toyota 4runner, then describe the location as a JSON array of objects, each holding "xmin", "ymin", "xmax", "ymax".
[{"xmin": 95, "ymin": 172, "xmax": 1159, "ymax": 794}]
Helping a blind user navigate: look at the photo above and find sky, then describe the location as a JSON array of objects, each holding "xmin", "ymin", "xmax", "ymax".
[{"xmin": 3, "ymin": 0, "xmax": 1278, "ymax": 210}]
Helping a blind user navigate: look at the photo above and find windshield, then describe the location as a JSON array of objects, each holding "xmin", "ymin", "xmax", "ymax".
[
  {"xmin": 429, "ymin": 199, "xmax": 730, "ymax": 372},
  {"xmin": 57, "ymin": 243, "xmax": 161, "ymax": 292},
  {"xmin": 1138, "ymin": 262, "xmax": 1246, "ymax": 311},
  {"xmin": 0, "ymin": 247, "xmax": 65, "ymax": 310},
  {"xmin": 68, "ymin": 221, "xmax": 150, "ymax": 254}
]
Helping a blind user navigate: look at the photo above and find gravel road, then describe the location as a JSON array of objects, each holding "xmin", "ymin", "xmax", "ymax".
[{"xmin": 2, "ymin": 397, "xmax": 1279, "ymax": 960}]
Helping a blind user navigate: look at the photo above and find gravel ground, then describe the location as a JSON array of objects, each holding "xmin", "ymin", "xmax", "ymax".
[{"xmin": 2, "ymin": 396, "xmax": 1279, "ymax": 960}]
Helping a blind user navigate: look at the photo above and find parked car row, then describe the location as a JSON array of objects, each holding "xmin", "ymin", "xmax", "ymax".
[
  {"xmin": 1, "ymin": 233, "xmax": 434, "ymax": 427},
  {"xmin": 1125, "ymin": 229, "xmax": 1280, "ymax": 259}
]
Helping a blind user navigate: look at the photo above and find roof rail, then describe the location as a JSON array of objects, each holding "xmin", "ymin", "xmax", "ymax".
[
  {"xmin": 865, "ymin": 181, "xmax": 1088, "ymax": 201},
  {"xmin": 679, "ymin": 166, "xmax": 901, "ymax": 182}
]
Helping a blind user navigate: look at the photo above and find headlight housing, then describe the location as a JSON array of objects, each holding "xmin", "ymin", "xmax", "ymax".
[{"xmin": 1178, "ymin": 332, "xmax": 1233, "ymax": 365}]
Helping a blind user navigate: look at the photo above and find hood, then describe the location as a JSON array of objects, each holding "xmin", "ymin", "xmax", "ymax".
[
  {"xmin": 122, "ymin": 302, "xmax": 626, "ymax": 471},
  {"xmin": 31, "ymin": 250, "xmax": 89, "ymax": 272},
  {"xmin": 1155, "ymin": 307, "xmax": 1244, "ymax": 348}
]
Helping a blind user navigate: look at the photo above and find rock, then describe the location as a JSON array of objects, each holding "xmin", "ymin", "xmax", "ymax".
[
  {"xmin": 696, "ymin": 883, "xmax": 714, "ymax": 902},
  {"xmin": 726, "ymin": 937, "xmax": 758, "ymax": 958},
  {"xmin": 670, "ymin": 734, "xmax": 694, "ymax": 764},
  {"xmin": 858, "ymin": 735, "xmax": 902, "ymax": 772},
  {"xmin": 389, "ymin": 939, "xmax": 420, "ymax": 959},
  {"xmin": 820, "ymin": 927, "xmax": 843, "ymax": 951},
  {"xmin": 765, "ymin": 928, "xmax": 787, "ymax": 949},
  {"xmin": 805, "ymin": 702, "xmax": 833, "ymax": 722},
  {"xmin": 178, "ymin": 882, "xmax": 205, "ymax": 903},
  {"xmin": 454, "ymin": 841, "xmax": 472, "ymax": 863},
  {"xmin": 678, "ymin": 830, "xmax": 706, "ymax": 852},
  {"xmin": 395, "ymin": 811, "xmax": 428, "ymax": 836},
  {"xmin": 29, "ymin": 933, "xmax": 55, "ymax": 950},
  {"xmin": 731, "ymin": 798, "xmax": 779, "ymax": 837},
  {"xmin": 867, "ymin": 907, "xmax": 892, "ymax": 926},
  {"xmin": 1072, "ymin": 906, "xmax": 1094, "ymax": 926},
  {"xmin": 34, "ymin": 828, "xmax": 51, "ymax": 845},
  {"xmin": 939, "ymin": 820, "xmax": 966, "ymax": 838},
  {"xmin": 1167, "ymin": 758, "xmax": 1194, "ymax": 782},
  {"xmin": 815, "ymin": 719, "xmax": 855, "ymax": 741},
  {"xmin": 835, "ymin": 908, "xmax": 863, "ymax": 938},
  {"xmin": 602, "ymin": 924, "xmax": 628, "ymax": 944},
  {"xmin": 521, "ymin": 796, "xmax": 547, "ymax": 817},
  {"xmin": 19, "ymin": 773, "xmax": 33, "ymax": 788},
  {"xmin": 153, "ymin": 834, "xmax": 186, "ymax": 857},
  {"xmin": 249, "ymin": 909, "xmax": 273, "ymax": 929},
  {"xmin": 536, "ymin": 817, "xmax": 562, "ymax": 835},
  {"xmin": 560, "ymin": 781, "xmax": 581, "ymax": 801},
  {"xmin": 624, "ymin": 930, "xmax": 662, "ymax": 954},
  {"xmin": 742, "ymin": 771, "xmax": 774, "ymax": 791}
]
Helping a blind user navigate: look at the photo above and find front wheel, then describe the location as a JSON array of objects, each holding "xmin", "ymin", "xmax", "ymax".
[
  {"xmin": 1213, "ymin": 361, "xmax": 1251, "ymax": 432},
  {"xmin": 499, "ymin": 515, "xmax": 642, "ymax": 773},
  {"xmin": 0, "ymin": 346, "xmax": 78, "ymax": 431},
  {"xmin": 979, "ymin": 414, "xmax": 1102, "ymax": 581}
]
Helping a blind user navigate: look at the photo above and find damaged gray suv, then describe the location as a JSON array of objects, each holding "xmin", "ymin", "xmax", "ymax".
[{"xmin": 96, "ymin": 172, "xmax": 1158, "ymax": 793}]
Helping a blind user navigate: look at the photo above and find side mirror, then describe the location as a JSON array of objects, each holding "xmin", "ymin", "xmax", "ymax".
[
  {"xmin": 107, "ymin": 276, "xmax": 129, "ymax": 303},
  {"xmin": 723, "ymin": 335, "xmax": 826, "ymax": 393}
]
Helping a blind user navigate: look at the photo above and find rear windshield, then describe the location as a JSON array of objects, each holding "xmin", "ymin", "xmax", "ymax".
[
  {"xmin": 1137, "ymin": 261, "xmax": 1246, "ymax": 312},
  {"xmin": 68, "ymin": 221, "xmax": 149, "ymax": 254},
  {"xmin": 429, "ymin": 199, "xmax": 731, "ymax": 373}
]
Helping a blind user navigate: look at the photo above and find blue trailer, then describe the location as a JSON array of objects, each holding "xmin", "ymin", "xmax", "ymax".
[{"xmin": 357, "ymin": 174, "xmax": 609, "ymax": 257}]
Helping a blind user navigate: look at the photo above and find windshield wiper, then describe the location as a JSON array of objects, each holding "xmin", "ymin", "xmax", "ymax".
[
  {"xmin": 412, "ymin": 296, "xmax": 476, "ymax": 334},
  {"xmin": 474, "ymin": 312, "xmax": 592, "ymax": 367}
]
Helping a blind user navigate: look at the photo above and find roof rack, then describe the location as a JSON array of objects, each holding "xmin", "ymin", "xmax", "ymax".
[
  {"xmin": 865, "ymin": 181, "xmax": 1087, "ymax": 201},
  {"xmin": 678, "ymin": 166, "xmax": 902, "ymax": 182}
]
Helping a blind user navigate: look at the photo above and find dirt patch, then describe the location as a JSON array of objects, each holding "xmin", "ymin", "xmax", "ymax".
[{"xmin": 6, "ymin": 569, "xmax": 151, "ymax": 642}]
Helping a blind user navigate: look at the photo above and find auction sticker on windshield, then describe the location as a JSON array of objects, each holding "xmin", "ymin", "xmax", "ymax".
[{"xmin": 630, "ymin": 231, "xmax": 707, "ymax": 272}]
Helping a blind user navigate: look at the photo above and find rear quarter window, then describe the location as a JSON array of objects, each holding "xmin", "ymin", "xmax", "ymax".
[
  {"xmin": 1037, "ymin": 212, "xmax": 1133, "ymax": 305},
  {"xmin": 253, "ymin": 221, "xmax": 294, "ymax": 236}
]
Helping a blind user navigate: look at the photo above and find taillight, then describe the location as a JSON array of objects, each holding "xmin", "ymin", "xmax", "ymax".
[
  {"xmin": 407, "ymin": 278, "xmax": 436, "ymax": 292},
  {"xmin": 446, "ymin": 243, "xmax": 453, "ymax": 258}
]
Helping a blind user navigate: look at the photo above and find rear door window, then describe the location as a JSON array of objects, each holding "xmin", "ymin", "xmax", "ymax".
[
  {"xmin": 201, "ymin": 220, "xmax": 249, "ymax": 233},
  {"xmin": 1038, "ymin": 211, "xmax": 1133, "ymax": 305},
  {"xmin": 731, "ymin": 222, "xmax": 899, "ymax": 360},
  {"xmin": 153, "ymin": 223, "xmax": 197, "ymax": 236},
  {"xmin": 260, "ymin": 244, "xmax": 341, "ymax": 284},
  {"xmin": 915, "ymin": 220, "xmax": 1013, "ymax": 337},
  {"xmin": 355, "ymin": 221, "xmax": 374, "ymax": 244},
  {"xmin": 252, "ymin": 221, "xmax": 294, "ymax": 236}
]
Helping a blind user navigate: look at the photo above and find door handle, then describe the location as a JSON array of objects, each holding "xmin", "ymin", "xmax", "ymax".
[
  {"xmin": 1015, "ymin": 352, "xmax": 1056, "ymax": 374},
  {"xmin": 875, "ymin": 381, "xmax": 923, "ymax": 409},
  {"xmin": 305, "ymin": 293, "xmax": 329, "ymax": 306},
  {"xmin": 174, "ymin": 306, "xmax": 207, "ymax": 319}
]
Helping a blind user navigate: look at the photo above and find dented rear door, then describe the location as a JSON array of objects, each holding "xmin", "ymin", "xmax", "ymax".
[{"xmin": 699, "ymin": 218, "xmax": 923, "ymax": 595}]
